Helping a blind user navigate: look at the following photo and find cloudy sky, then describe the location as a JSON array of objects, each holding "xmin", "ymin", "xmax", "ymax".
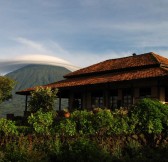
[{"xmin": 0, "ymin": 0, "xmax": 168, "ymax": 71}]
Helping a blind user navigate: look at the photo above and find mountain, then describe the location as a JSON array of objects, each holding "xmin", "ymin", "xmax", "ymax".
[
  {"xmin": 6, "ymin": 64, "xmax": 71, "ymax": 91},
  {"xmin": 0, "ymin": 64, "xmax": 71, "ymax": 117}
]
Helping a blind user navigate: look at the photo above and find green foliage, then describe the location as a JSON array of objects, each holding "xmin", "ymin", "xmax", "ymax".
[
  {"xmin": 156, "ymin": 101, "xmax": 168, "ymax": 133},
  {"xmin": 55, "ymin": 118, "xmax": 76, "ymax": 136},
  {"xmin": 60, "ymin": 138, "xmax": 112, "ymax": 162},
  {"xmin": 131, "ymin": 98, "xmax": 165, "ymax": 134},
  {"xmin": 2, "ymin": 97, "xmax": 168, "ymax": 161},
  {"xmin": 0, "ymin": 118, "xmax": 18, "ymax": 136},
  {"xmin": 125, "ymin": 138, "xmax": 142, "ymax": 158},
  {"xmin": 71, "ymin": 110, "xmax": 94, "ymax": 135},
  {"xmin": 29, "ymin": 86, "xmax": 58, "ymax": 112},
  {"xmin": 28, "ymin": 110, "xmax": 55, "ymax": 135},
  {"xmin": 0, "ymin": 76, "xmax": 15, "ymax": 104},
  {"xmin": 93, "ymin": 109, "xmax": 113, "ymax": 135},
  {"xmin": 111, "ymin": 110, "xmax": 130, "ymax": 135},
  {"xmin": 2, "ymin": 135, "xmax": 48, "ymax": 162},
  {"xmin": 17, "ymin": 126, "xmax": 32, "ymax": 135}
]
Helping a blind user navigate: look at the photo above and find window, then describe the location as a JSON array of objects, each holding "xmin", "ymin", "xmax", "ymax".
[
  {"xmin": 110, "ymin": 89, "xmax": 118, "ymax": 110},
  {"xmin": 139, "ymin": 87, "xmax": 151, "ymax": 98},
  {"xmin": 91, "ymin": 91, "xmax": 103, "ymax": 108},
  {"xmin": 123, "ymin": 88, "xmax": 132, "ymax": 107},
  {"xmin": 72, "ymin": 99, "xmax": 82, "ymax": 109},
  {"xmin": 73, "ymin": 93, "xmax": 82, "ymax": 109}
]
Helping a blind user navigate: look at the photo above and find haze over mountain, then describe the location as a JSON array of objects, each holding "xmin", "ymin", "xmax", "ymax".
[{"xmin": 0, "ymin": 64, "xmax": 71, "ymax": 117}]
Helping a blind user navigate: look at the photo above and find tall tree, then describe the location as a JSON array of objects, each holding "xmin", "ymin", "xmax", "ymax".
[
  {"xmin": 28, "ymin": 86, "xmax": 58, "ymax": 112},
  {"xmin": 0, "ymin": 76, "xmax": 15, "ymax": 104}
]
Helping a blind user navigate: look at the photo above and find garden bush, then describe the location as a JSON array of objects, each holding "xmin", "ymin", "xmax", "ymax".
[
  {"xmin": 28, "ymin": 86, "xmax": 58, "ymax": 112},
  {"xmin": 110, "ymin": 108, "xmax": 131, "ymax": 135},
  {"xmin": 71, "ymin": 110, "xmax": 94, "ymax": 135},
  {"xmin": 1, "ymin": 135, "xmax": 48, "ymax": 162},
  {"xmin": 92, "ymin": 108, "xmax": 114, "ymax": 135},
  {"xmin": 58, "ymin": 137, "xmax": 113, "ymax": 162},
  {"xmin": 28, "ymin": 110, "xmax": 56, "ymax": 135},
  {"xmin": 55, "ymin": 118, "xmax": 76, "ymax": 136},
  {"xmin": 130, "ymin": 98, "xmax": 165, "ymax": 134},
  {"xmin": 1, "ymin": 98, "xmax": 168, "ymax": 161},
  {"xmin": 0, "ymin": 118, "xmax": 18, "ymax": 136}
]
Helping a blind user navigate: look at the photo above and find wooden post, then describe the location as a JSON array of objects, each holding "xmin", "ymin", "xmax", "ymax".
[
  {"xmin": 69, "ymin": 92, "xmax": 74, "ymax": 110},
  {"xmin": 25, "ymin": 95, "xmax": 28, "ymax": 112},
  {"xmin": 59, "ymin": 97, "xmax": 62, "ymax": 111}
]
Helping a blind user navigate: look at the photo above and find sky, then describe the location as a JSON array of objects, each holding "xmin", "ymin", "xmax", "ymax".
[{"xmin": 0, "ymin": 0, "xmax": 168, "ymax": 73}]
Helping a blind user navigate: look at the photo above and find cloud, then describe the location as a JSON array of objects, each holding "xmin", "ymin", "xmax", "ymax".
[
  {"xmin": 13, "ymin": 37, "xmax": 72, "ymax": 57},
  {"xmin": 1, "ymin": 0, "xmax": 168, "ymax": 73},
  {"xmin": 0, "ymin": 37, "xmax": 81, "ymax": 74},
  {"xmin": 0, "ymin": 54, "xmax": 80, "ymax": 75},
  {"xmin": 18, "ymin": 54, "xmax": 70, "ymax": 65},
  {"xmin": 67, "ymin": 51, "xmax": 131, "ymax": 67},
  {"xmin": 15, "ymin": 37, "xmax": 49, "ymax": 53}
]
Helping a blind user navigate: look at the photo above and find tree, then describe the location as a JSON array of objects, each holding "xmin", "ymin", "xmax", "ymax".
[
  {"xmin": 28, "ymin": 86, "xmax": 58, "ymax": 112},
  {"xmin": 0, "ymin": 76, "xmax": 15, "ymax": 104}
]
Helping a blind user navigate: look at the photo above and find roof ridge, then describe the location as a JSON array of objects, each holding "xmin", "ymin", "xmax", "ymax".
[{"xmin": 150, "ymin": 52, "xmax": 162, "ymax": 64}]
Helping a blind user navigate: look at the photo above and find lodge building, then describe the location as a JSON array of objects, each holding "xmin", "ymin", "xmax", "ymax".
[{"xmin": 16, "ymin": 52, "xmax": 168, "ymax": 111}]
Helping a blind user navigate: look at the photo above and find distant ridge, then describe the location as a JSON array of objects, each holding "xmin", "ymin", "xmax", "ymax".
[
  {"xmin": 0, "ymin": 64, "xmax": 71, "ymax": 117},
  {"xmin": 6, "ymin": 64, "xmax": 71, "ymax": 91}
]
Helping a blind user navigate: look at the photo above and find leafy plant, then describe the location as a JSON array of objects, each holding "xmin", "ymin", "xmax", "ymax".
[
  {"xmin": 111, "ymin": 108, "xmax": 131, "ymax": 135},
  {"xmin": 0, "ymin": 76, "xmax": 15, "ymax": 104},
  {"xmin": 28, "ymin": 86, "xmax": 58, "ymax": 112},
  {"xmin": 93, "ymin": 108, "xmax": 113, "ymax": 135},
  {"xmin": 28, "ymin": 110, "xmax": 55, "ymax": 135},
  {"xmin": 71, "ymin": 110, "xmax": 94, "ymax": 135},
  {"xmin": 60, "ymin": 138, "xmax": 112, "ymax": 162},
  {"xmin": 0, "ymin": 118, "xmax": 18, "ymax": 136},
  {"xmin": 55, "ymin": 118, "xmax": 76, "ymax": 136},
  {"xmin": 131, "ymin": 98, "xmax": 164, "ymax": 134}
]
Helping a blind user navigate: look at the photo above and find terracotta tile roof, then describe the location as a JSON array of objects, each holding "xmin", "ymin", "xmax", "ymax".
[
  {"xmin": 16, "ymin": 67, "xmax": 168, "ymax": 94},
  {"xmin": 49, "ymin": 67, "xmax": 168, "ymax": 88},
  {"xmin": 64, "ymin": 52, "xmax": 165, "ymax": 78},
  {"xmin": 152, "ymin": 53, "xmax": 168, "ymax": 65},
  {"xmin": 16, "ymin": 52, "xmax": 168, "ymax": 95}
]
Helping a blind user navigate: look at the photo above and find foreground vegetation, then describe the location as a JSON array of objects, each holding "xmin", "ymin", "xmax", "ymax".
[
  {"xmin": 1, "ymin": 98, "xmax": 168, "ymax": 161},
  {"xmin": 0, "ymin": 65, "xmax": 70, "ymax": 117}
]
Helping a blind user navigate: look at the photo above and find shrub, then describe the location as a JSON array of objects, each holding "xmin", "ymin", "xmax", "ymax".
[
  {"xmin": 28, "ymin": 110, "xmax": 55, "ymax": 135},
  {"xmin": 28, "ymin": 86, "xmax": 58, "ymax": 112},
  {"xmin": 17, "ymin": 126, "xmax": 32, "ymax": 135},
  {"xmin": 55, "ymin": 118, "xmax": 76, "ymax": 136},
  {"xmin": 156, "ymin": 101, "xmax": 168, "ymax": 133},
  {"xmin": 112, "ymin": 113, "xmax": 130, "ymax": 135},
  {"xmin": 124, "ymin": 138, "xmax": 142, "ymax": 158},
  {"xmin": 92, "ymin": 109, "xmax": 113, "ymax": 135},
  {"xmin": 71, "ymin": 110, "xmax": 94, "ymax": 135},
  {"xmin": 131, "ymin": 98, "xmax": 164, "ymax": 134},
  {"xmin": 0, "ymin": 118, "xmax": 18, "ymax": 136},
  {"xmin": 0, "ymin": 76, "xmax": 15, "ymax": 104},
  {"xmin": 2, "ymin": 135, "xmax": 48, "ymax": 162},
  {"xmin": 59, "ymin": 138, "xmax": 112, "ymax": 162}
]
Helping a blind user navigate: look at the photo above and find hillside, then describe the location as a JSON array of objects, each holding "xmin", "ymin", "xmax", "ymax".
[{"xmin": 0, "ymin": 64, "xmax": 71, "ymax": 117}]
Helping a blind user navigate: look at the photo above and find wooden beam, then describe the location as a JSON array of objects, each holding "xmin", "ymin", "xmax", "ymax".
[
  {"xmin": 59, "ymin": 97, "xmax": 62, "ymax": 111},
  {"xmin": 25, "ymin": 95, "xmax": 28, "ymax": 112}
]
